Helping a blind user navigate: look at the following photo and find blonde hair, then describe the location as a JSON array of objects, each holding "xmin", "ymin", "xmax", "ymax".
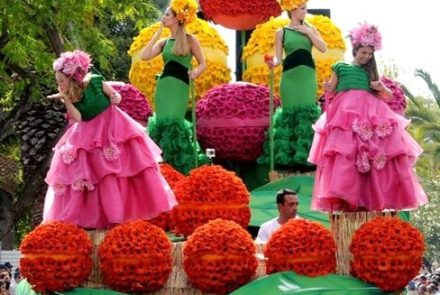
[
  {"xmin": 172, "ymin": 10, "xmax": 191, "ymax": 56},
  {"xmin": 64, "ymin": 73, "xmax": 91, "ymax": 103}
]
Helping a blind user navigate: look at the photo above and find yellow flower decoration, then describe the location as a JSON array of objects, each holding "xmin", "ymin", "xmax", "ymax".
[
  {"xmin": 128, "ymin": 19, "xmax": 231, "ymax": 109},
  {"xmin": 280, "ymin": 0, "xmax": 308, "ymax": 11},
  {"xmin": 242, "ymin": 15, "xmax": 346, "ymax": 99},
  {"xmin": 170, "ymin": 0, "xmax": 198, "ymax": 25}
]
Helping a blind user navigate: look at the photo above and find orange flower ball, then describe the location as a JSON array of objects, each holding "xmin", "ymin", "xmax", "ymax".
[
  {"xmin": 98, "ymin": 220, "xmax": 172, "ymax": 293},
  {"xmin": 149, "ymin": 163, "xmax": 185, "ymax": 231},
  {"xmin": 20, "ymin": 221, "xmax": 93, "ymax": 293},
  {"xmin": 172, "ymin": 165, "xmax": 251, "ymax": 236},
  {"xmin": 265, "ymin": 219, "xmax": 336, "ymax": 276},
  {"xmin": 350, "ymin": 217, "xmax": 425, "ymax": 292},
  {"xmin": 183, "ymin": 219, "xmax": 258, "ymax": 294},
  {"xmin": 200, "ymin": 0, "xmax": 282, "ymax": 30}
]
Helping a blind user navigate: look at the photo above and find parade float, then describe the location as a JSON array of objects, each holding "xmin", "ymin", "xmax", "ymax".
[{"xmin": 16, "ymin": 1, "xmax": 426, "ymax": 294}]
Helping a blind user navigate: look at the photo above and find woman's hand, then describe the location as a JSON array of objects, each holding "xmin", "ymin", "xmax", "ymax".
[
  {"xmin": 371, "ymin": 80, "xmax": 392, "ymax": 101},
  {"xmin": 370, "ymin": 80, "xmax": 386, "ymax": 92},
  {"xmin": 110, "ymin": 91, "xmax": 122, "ymax": 104},
  {"xmin": 189, "ymin": 68, "xmax": 201, "ymax": 80},
  {"xmin": 292, "ymin": 24, "xmax": 311, "ymax": 36},
  {"xmin": 264, "ymin": 53, "xmax": 276, "ymax": 68}
]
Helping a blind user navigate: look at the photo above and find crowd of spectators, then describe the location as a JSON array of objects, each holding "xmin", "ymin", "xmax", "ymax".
[{"xmin": 0, "ymin": 263, "xmax": 22, "ymax": 295}]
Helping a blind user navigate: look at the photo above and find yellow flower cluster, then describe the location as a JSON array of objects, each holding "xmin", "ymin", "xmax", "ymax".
[
  {"xmin": 128, "ymin": 19, "xmax": 231, "ymax": 109},
  {"xmin": 307, "ymin": 14, "xmax": 346, "ymax": 49},
  {"xmin": 242, "ymin": 15, "xmax": 345, "ymax": 99},
  {"xmin": 170, "ymin": 0, "xmax": 198, "ymax": 25},
  {"xmin": 279, "ymin": 0, "xmax": 308, "ymax": 11}
]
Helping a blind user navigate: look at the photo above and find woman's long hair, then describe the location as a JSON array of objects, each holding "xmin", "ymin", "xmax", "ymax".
[
  {"xmin": 172, "ymin": 10, "xmax": 191, "ymax": 56},
  {"xmin": 353, "ymin": 45, "xmax": 379, "ymax": 82},
  {"xmin": 64, "ymin": 72, "xmax": 91, "ymax": 103}
]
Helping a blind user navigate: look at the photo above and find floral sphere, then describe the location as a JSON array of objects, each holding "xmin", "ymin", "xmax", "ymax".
[
  {"xmin": 196, "ymin": 82, "xmax": 281, "ymax": 161},
  {"xmin": 183, "ymin": 219, "xmax": 258, "ymax": 294},
  {"xmin": 264, "ymin": 219, "xmax": 336, "ymax": 276},
  {"xmin": 243, "ymin": 15, "xmax": 345, "ymax": 98},
  {"xmin": 350, "ymin": 217, "xmax": 425, "ymax": 292},
  {"xmin": 98, "ymin": 220, "xmax": 172, "ymax": 293},
  {"xmin": 20, "ymin": 221, "xmax": 93, "ymax": 293},
  {"xmin": 128, "ymin": 19, "xmax": 230, "ymax": 109},
  {"xmin": 107, "ymin": 81, "xmax": 152, "ymax": 125},
  {"xmin": 199, "ymin": 0, "xmax": 281, "ymax": 30},
  {"xmin": 380, "ymin": 76, "xmax": 407, "ymax": 115},
  {"xmin": 149, "ymin": 163, "xmax": 185, "ymax": 231},
  {"xmin": 172, "ymin": 165, "xmax": 251, "ymax": 236}
]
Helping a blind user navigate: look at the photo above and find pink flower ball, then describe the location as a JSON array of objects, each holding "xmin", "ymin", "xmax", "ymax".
[
  {"xmin": 196, "ymin": 82, "xmax": 280, "ymax": 161},
  {"xmin": 380, "ymin": 76, "xmax": 407, "ymax": 116},
  {"xmin": 107, "ymin": 82, "xmax": 153, "ymax": 125}
]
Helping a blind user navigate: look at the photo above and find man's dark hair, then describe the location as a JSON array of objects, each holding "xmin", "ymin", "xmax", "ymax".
[{"xmin": 276, "ymin": 188, "xmax": 297, "ymax": 205}]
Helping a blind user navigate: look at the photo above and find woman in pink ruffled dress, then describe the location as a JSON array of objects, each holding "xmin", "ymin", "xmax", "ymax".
[
  {"xmin": 308, "ymin": 23, "xmax": 427, "ymax": 212},
  {"xmin": 43, "ymin": 50, "xmax": 177, "ymax": 229}
]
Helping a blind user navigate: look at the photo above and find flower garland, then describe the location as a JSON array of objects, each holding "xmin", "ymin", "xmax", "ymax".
[
  {"xmin": 128, "ymin": 19, "xmax": 230, "ymax": 109},
  {"xmin": 242, "ymin": 15, "xmax": 345, "ymax": 99},
  {"xmin": 170, "ymin": 0, "xmax": 198, "ymax": 25},
  {"xmin": 199, "ymin": 0, "xmax": 282, "ymax": 30},
  {"xmin": 350, "ymin": 217, "xmax": 425, "ymax": 292},
  {"xmin": 98, "ymin": 220, "xmax": 172, "ymax": 293},
  {"xmin": 183, "ymin": 219, "xmax": 258, "ymax": 294},
  {"xmin": 20, "ymin": 221, "xmax": 93, "ymax": 293},
  {"xmin": 380, "ymin": 76, "xmax": 407, "ymax": 115},
  {"xmin": 149, "ymin": 163, "xmax": 186, "ymax": 231},
  {"xmin": 172, "ymin": 165, "xmax": 251, "ymax": 236},
  {"xmin": 279, "ymin": 0, "xmax": 307, "ymax": 11},
  {"xmin": 264, "ymin": 219, "xmax": 336, "ymax": 277},
  {"xmin": 196, "ymin": 82, "xmax": 281, "ymax": 161},
  {"xmin": 107, "ymin": 81, "xmax": 152, "ymax": 123}
]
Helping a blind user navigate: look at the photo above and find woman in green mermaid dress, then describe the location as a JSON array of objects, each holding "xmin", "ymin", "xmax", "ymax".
[
  {"xmin": 141, "ymin": 1, "xmax": 206, "ymax": 174},
  {"xmin": 258, "ymin": 0, "xmax": 326, "ymax": 169}
]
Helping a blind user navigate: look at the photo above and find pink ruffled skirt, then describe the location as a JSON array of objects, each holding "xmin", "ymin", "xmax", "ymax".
[
  {"xmin": 308, "ymin": 90, "xmax": 427, "ymax": 212},
  {"xmin": 43, "ymin": 106, "xmax": 177, "ymax": 228}
]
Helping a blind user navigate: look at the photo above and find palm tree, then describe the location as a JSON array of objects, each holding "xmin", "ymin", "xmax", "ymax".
[{"xmin": 403, "ymin": 69, "xmax": 440, "ymax": 169}]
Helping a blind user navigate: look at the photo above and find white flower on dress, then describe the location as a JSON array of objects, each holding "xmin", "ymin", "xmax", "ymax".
[
  {"xmin": 53, "ymin": 183, "xmax": 66, "ymax": 196},
  {"xmin": 103, "ymin": 144, "xmax": 121, "ymax": 161},
  {"xmin": 374, "ymin": 122, "xmax": 394, "ymax": 138},
  {"xmin": 352, "ymin": 119, "xmax": 373, "ymax": 142},
  {"xmin": 356, "ymin": 151, "xmax": 371, "ymax": 173},
  {"xmin": 71, "ymin": 178, "xmax": 95, "ymax": 192},
  {"xmin": 60, "ymin": 144, "xmax": 76, "ymax": 164},
  {"xmin": 372, "ymin": 152, "xmax": 387, "ymax": 170}
]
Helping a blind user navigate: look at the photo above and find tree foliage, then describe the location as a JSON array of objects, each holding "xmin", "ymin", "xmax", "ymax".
[{"xmin": 0, "ymin": 0, "xmax": 161, "ymax": 248}]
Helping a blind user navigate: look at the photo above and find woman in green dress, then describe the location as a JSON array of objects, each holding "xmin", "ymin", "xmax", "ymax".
[
  {"xmin": 259, "ymin": 0, "xmax": 326, "ymax": 169},
  {"xmin": 141, "ymin": 0, "xmax": 206, "ymax": 174}
]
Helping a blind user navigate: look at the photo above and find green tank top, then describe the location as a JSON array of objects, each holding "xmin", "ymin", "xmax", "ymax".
[
  {"xmin": 162, "ymin": 38, "xmax": 192, "ymax": 69},
  {"xmin": 332, "ymin": 62, "xmax": 371, "ymax": 92},
  {"xmin": 74, "ymin": 74, "xmax": 110, "ymax": 121},
  {"xmin": 283, "ymin": 27, "xmax": 313, "ymax": 57}
]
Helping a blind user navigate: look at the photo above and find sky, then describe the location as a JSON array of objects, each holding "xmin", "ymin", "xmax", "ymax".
[{"xmin": 215, "ymin": 0, "xmax": 439, "ymax": 98}]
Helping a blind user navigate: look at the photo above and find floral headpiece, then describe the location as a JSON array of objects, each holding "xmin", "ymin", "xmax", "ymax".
[
  {"xmin": 279, "ymin": 0, "xmax": 308, "ymax": 11},
  {"xmin": 349, "ymin": 22, "xmax": 382, "ymax": 51},
  {"xmin": 170, "ymin": 0, "xmax": 198, "ymax": 25},
  {"xmin": 53, "ymin": 50, "xmax": 92, "ymax": 82}
]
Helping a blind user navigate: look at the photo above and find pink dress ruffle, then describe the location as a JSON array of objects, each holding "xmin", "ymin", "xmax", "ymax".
[
  {"xmin": 308, "ymin": 90, "xmax": 427, "ymax": 212},
  {"xmin": 43, "ymin": 105, "xmax": 177, "ymax": 228}
]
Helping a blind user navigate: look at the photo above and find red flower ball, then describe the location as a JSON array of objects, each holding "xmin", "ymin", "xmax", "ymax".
[
  {"xmin": 350, "ymin": 217, "xmax": 425, "ymax": 292},
  {"xmin": 107, "ymin": 81, "xmax": 153, "ymax": 124},
  {"xmin": 172, "ymin": 165, "xmax": 251, "ymax": 236},
  {"xmin": 200, "ymin": 0, "xmax": 281, "ymax": 30},
  {"xmin": 20, "ymin": 222, "xmax": 93, "ymax": 293},
  {"xmin": 197, "ymin": 82, "xmax": 281, "ymax": 161},
  {"xmin": 265, "ymin": 219, "xmax": 336, "ymax": 277},
  {"xmin": 184, "ymin": 219, "xmax": 258, "ymax": 294},
  {"xmin": 99, "ymin": 220, "xmax": 172, "ymax": 293}
]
